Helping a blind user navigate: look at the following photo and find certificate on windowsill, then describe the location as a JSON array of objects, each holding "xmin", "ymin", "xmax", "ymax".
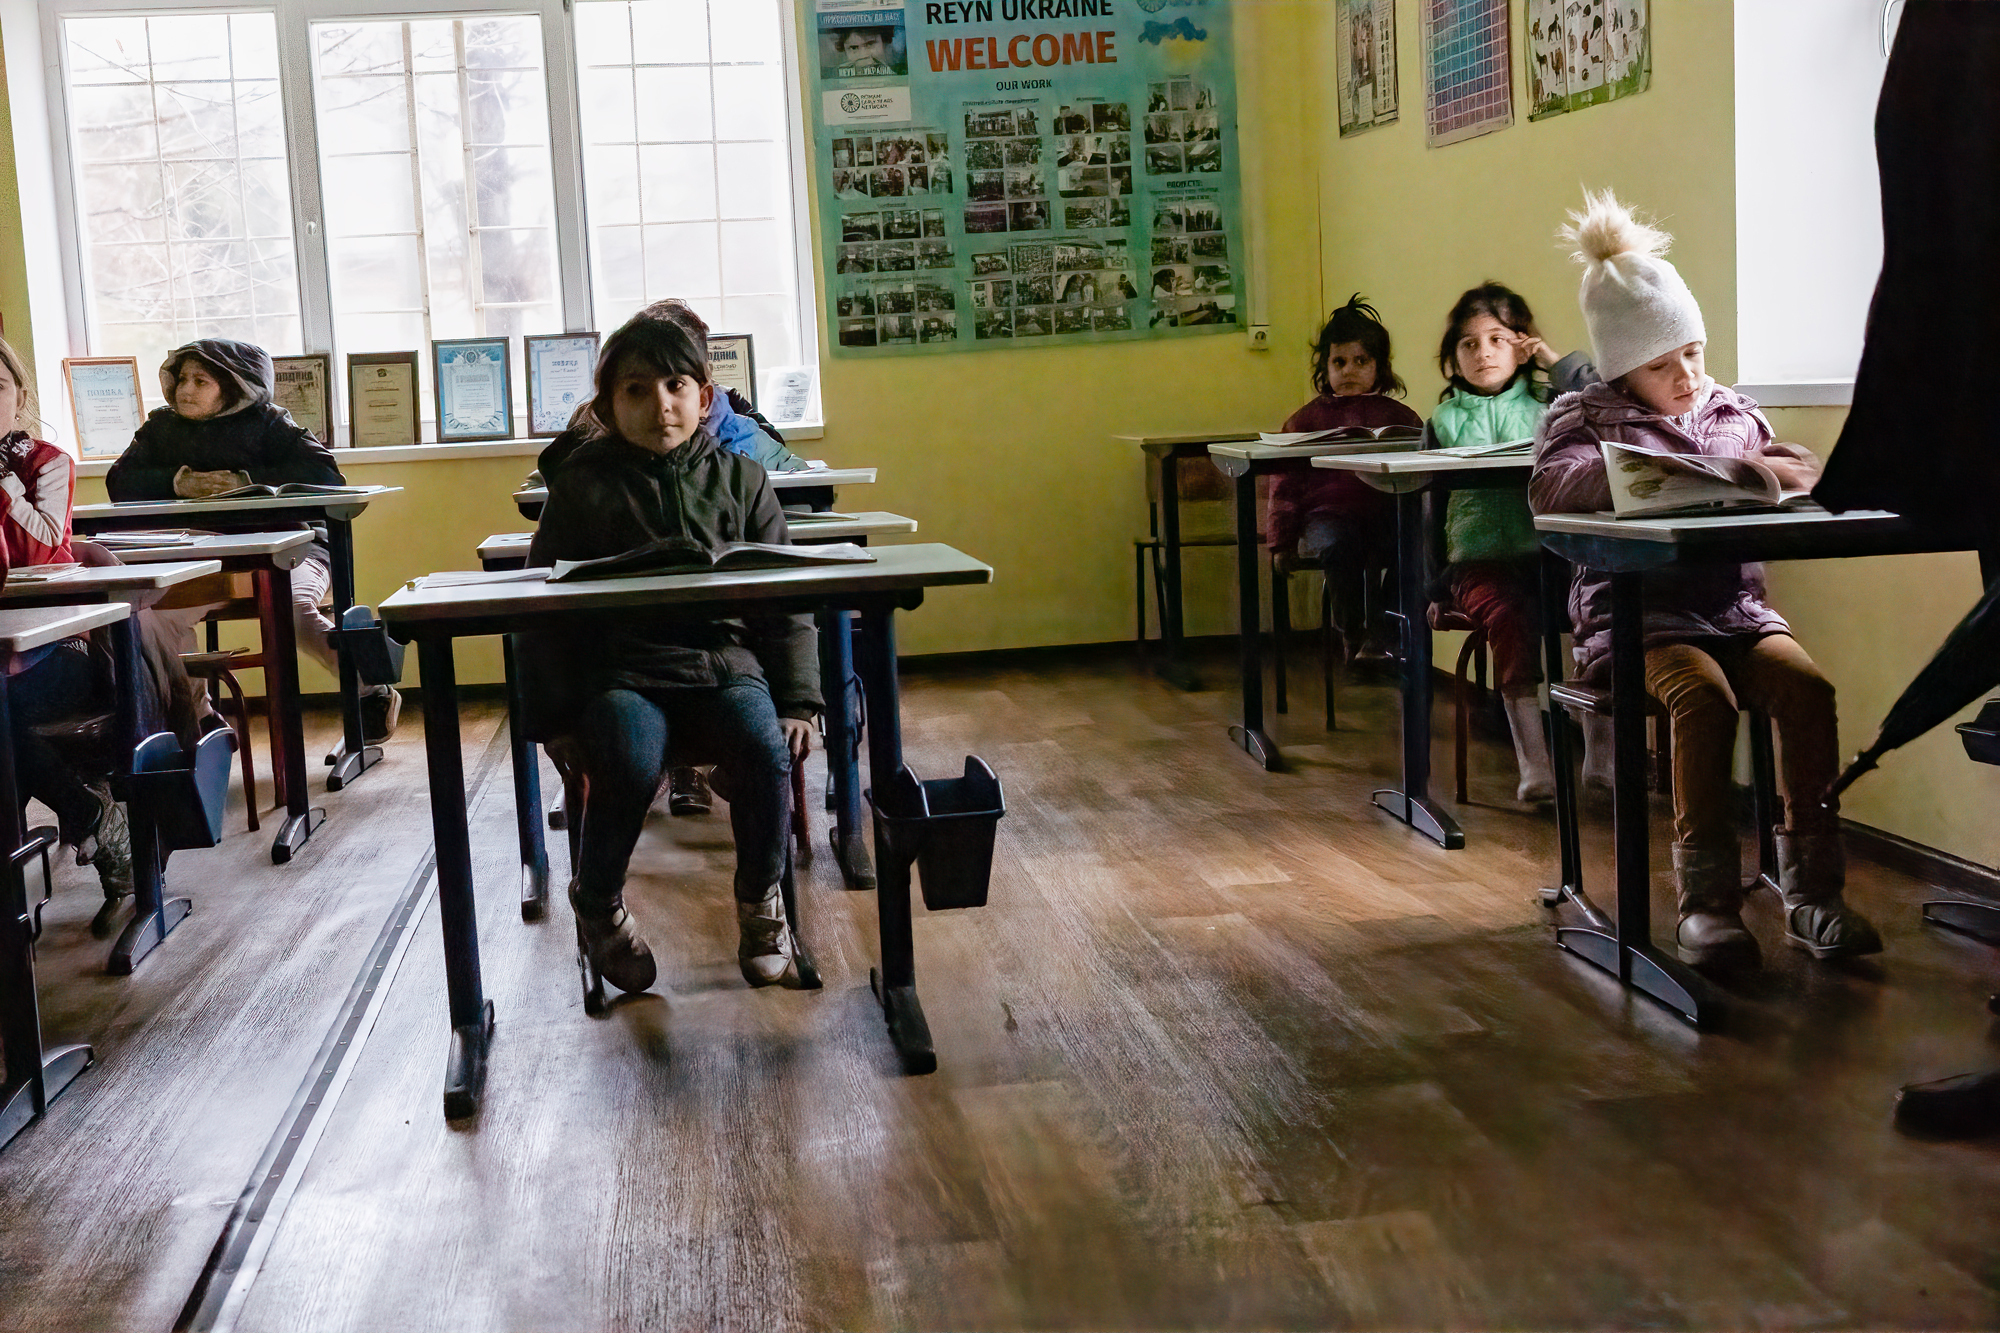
[
  {"xmin": 348, "ymin": 352, "xmax": 421, "ymax": 449},
  {"xmin": 524, "ymin": 333, "xmax": 600, "ymax": 437},
  {"xmin": 434, "ymin": 337, "xmax": 513, "ymax": 442},
  {"xmin": 707, "ymin": 333, "xmax": 756, "ymax": 407},
  {"xmin": 64, "ymin": 357, "xmax": 145, "ymax": 457},
  {"xmin": 272, "ymin": 353, "xmax": 332, "ymax": 445}
]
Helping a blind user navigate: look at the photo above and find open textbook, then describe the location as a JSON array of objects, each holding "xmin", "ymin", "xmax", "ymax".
[
  {"xmin": 1425, "ymin": 437, "xmax": 1535, "ymax": 458},
  {"xmin": 1257, "ymin": 424, "xmax": 1426, "ymax": 449},
  {"xmin": 206, "ymin": 482, "xmax": 371, "ymax": 500},
  {"xmin": 549, "ymin": 538, "xmax": 874, "ymax": 583},
  {"xmin": 1602, "ymin": 441, "xmax": 1815, "ymax": 518}
]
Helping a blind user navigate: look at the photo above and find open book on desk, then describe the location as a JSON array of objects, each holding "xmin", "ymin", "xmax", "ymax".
[
  {"xmin": 1258, "ymin": 425, "xmax": 1425, "ymax": 449},
  {"xmin": 206, "ymin": 482, "xmax": 373, "ymax": 500},
  {"xmin": 6, "ymin": 563, "xmax": 84, "ymax": 585},
  {"xmin": 87, "ymin": 530, "xmax": 203, "ymax": 549},
  {"xmin": 1602, "ymin": 441, "xmax": 1815, "ymax": 518},
  {"xmin": 1425, "ymin": 437, "xmax": 1535, "ymax": 458},
  {"xmin": 549, "ymin": 539, "xmax": 875, "ymax": 583}
]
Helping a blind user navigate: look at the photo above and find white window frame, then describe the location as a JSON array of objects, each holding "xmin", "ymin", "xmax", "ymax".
[{"xmin": 12, "ymin": 0, "xmax": 823, "ymax": 443}]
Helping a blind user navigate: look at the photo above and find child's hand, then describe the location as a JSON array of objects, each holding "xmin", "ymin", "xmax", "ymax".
[
  {"xmin": 1513, "ymin": 334, "xmax": 1558, "ymax": 369},
  {"xmin": 780, "ymin": 718, "xmax": 813, "ymax": 765},
  {"xmin": 173, "ymin": 466, "xmax": 252, "ymax": 498}
]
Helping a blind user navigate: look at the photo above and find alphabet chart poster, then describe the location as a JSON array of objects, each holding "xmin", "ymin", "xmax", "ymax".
[
  {"xmin": 812, "ymin": 0, "xmax": 1245, "ymax": 355},
  {"xmin": 1422, "ymin": 0, "xmax": 1512, "ymax": 147}
]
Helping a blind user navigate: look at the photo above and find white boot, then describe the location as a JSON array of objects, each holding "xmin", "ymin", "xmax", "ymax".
[
  {"xmin": 1580, "ymin": 713, "xmax": 1614, "ymax": 794},
  {"xmin": 1503, "ymin": 694, "xmax": 1555, "ymax": 802}
]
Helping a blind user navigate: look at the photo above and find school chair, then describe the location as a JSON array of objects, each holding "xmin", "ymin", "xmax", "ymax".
[
  {"xmin": 1132, "ymin": 452, "xmax": 1236, "ymax": 660},
  {"xmin": 1428, "ymin": 602, "xmax": 1493, "ymax": 805},
  {"xmin": 1268, "ymin": 551, "xmax": 1339, "ymax": 730}
]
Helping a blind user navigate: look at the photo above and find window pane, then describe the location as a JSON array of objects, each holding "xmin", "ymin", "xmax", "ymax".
[
  {"xmin": 63, "ymin": 11, "xmax": 301, "ymax": 388},
  {"xmin": 313, "ymin": 15, "xmax": 561, "ymax": 433},
  {"xmin": 577, "ymin": 0, "xmax": 812, "ymax": 393}
]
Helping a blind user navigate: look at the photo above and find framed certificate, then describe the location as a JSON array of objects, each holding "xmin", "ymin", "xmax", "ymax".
[
  {"xmin": 523, "ymin": 332, "xmax": 600, "ymax": 437},
  {"xmin": 433, "ymin": 336, "xmax": 513, "ymax": 442},
  {"xmin": 347, "ymin": 351, "xmax": 421, "ymax": 449},
  {"xmin": 271, "ymin": 353, "xmax": 332, "ymax": 445},
  {"xmin": 706, "ymin": 333, "xmax": 756, "ymax": 407},
  {"xmin": 62, "ymin": 356, "xmax": 145, "ymax": 457}
]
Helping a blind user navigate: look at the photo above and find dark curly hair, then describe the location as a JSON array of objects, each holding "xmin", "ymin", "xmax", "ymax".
[
  {"xmin": 585, "ymin": 311, "xmax": 709, "ymax": 439},
  {"xmin": 1310, "ymin": 294, "xmax": 1403, "ymax": 398},
  {"xmin": 1435, "ymin": 281, "xmax": 1547, "ymax": 401}
]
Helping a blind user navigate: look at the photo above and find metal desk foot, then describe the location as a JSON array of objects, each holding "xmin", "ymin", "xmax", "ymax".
[
  {"xmin": 326, "ymin": 741, "xmax": 383, "ymax": 791},
  {"xmin": 1922, "ymin": 900, "xmax": 2000, "ymax": 946},
  {"xmin": 833, "ymin": 831, "xmax": 876, "ymax": 890},
  {"xmin": 547, "ymin": 790, "xmax": 567, "ymax": 830},
  {"xmin": 1151, "ymin": 656, "xmax": 1201, "ymax": 693},
  {"xmin": 1228, "ymin": 725, "xmax": 1283, "ymax": 771},
  {"xmin": 870, "ymin": 970, "xmax": 936, "ymax": 1074},
  {"xmin": 520, "ymin": 859, "xmax": 549, "ymax": 922},
  {"xmin": 442, "ymin": 999, "xmax": 495, "ymax": 1120},
  {"xmin": 109, "ymin": 897, "xmax": 192, "ymax": 975},
  {"xmin": 0, "ymin": 1044, "xmax": 92, "ymax": 1152},
  {"xmin": 1555, "ymin": 928, "xmax": 1721, "ymax": 1029},
  {"xmin": 1371, "ymin": 788, "xmax": 1464, "ymax": 849},
  {"xmin": 271, "ymin": 807, "xmax": 326, "ymax": 864}
]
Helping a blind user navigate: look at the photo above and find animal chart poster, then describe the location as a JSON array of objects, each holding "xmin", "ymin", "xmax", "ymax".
[
  {"xmin": 1526, "ymin": 0, "xmax": 1648, "ymax": 121},
  {"xmin": 811, "ymin": 0, "xmax": 1245, "ymax": 355}
]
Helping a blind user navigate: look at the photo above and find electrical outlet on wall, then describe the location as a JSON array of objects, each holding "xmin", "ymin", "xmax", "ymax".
[{"xmin": 1246, "ymin": 325, "xmax": 1271, "ymax": 351}]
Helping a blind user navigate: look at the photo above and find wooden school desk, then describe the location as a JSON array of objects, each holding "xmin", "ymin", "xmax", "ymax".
[
  {"xmin": 1534, "ymin": 506, "xmax": 1972, "ymax": 1028},
  {"xmin": 381, "ymin": 543, "xmax": 993, "ymax": 1119},
  {"xmin": 1311, "ymin": 449, "xmax": 1534, "ymax": 849},
  {"xmin": 1207, "ymin": 438, "xmax": 1424, "ymax": 770},
  {"xmin": 512, "ymin": 468, "xmax": 879, "ymax": 523},
  {"xmin": 1116, "ymin": 432, "xmax": 1257, "ymax": 692},
  {"xmin": 74, "ymin": 487, "xmax": 403, "ymax": 793},
  {"xmin": 0, "ymin": 603, "xmax": 135, "ymax": 1152},
  {"xmin": 474, "ymin": 512, "xmax": 923, "ymax": 913},
  {"xmin": 83, "ymin": 534, "xmax": 324, "ymax": 864},
  {"xmin": 0, "ymin": 562, "xmax": 227, "ymax": 972}
]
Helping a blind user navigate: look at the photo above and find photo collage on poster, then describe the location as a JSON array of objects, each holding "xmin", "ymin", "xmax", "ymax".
[
  {"xmin": 834, "ymin": 129, "xmax": 959, "ymax": 348},
  {"xmin": 969, "ymin": 238, "xmax": 1139, "ymax": 342},
  {"xmin": 1145, "ymin": 195, "xmax": 1235, "ymax": 329},
  {"xmin": 1141, "ymin": 76, "xmax": 1224, "ymax": 178}
]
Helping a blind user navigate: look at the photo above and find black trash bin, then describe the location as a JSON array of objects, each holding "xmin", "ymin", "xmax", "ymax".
[
  {"xmin": 130, "ymin": 727, "xmax": 237, "ymax": 851},
  {"xmin": 866, "ymin": 757, "xmax": 1004, "ymax": 910},
  {"xmin": 331, "ymin": 605, "xmax": 406, "ymax": 687}
]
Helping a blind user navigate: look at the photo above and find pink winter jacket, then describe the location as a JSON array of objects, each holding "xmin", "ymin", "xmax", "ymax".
[
  {"xmin": 1265, "ymin": 393, "xmax": 1423, "ymax": 553},
  {"xmin": 1529, "ymin": 379, "xmax": 1820, "ymax": 681}
]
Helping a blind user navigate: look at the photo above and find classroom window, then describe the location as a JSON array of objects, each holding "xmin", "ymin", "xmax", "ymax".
[
  {"xmin": 61, "ymin": 11, "xmax": 302, "ymax": 395},
  {"xmin": 575, "ymin": 0, "xmax": 808, "ymax": 371}
]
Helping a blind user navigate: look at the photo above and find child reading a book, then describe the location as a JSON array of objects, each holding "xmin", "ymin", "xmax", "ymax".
[
  {"xmin": 525, "ymin": 314, "xmax": 820, "ymax": 994},
  {"xmin": 104, "ymin": 339, "xmax": 400, "ymax": 741},
  {"xmin": 1429, "ymin": 282, "xmax": 1598, "ymax": 802},
  {"xmin": 1268, "ymin": 295, "xmax": 1422, "ymax": 660},
  {"xmin": 1529, "ymin": 191, "xmax": 1877, "ymax": 970}
]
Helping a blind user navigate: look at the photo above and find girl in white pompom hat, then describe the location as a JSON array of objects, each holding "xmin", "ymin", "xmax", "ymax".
[{"xmin": 1528, "ymin": 190, "xmax": 1880, "ymax": 973}]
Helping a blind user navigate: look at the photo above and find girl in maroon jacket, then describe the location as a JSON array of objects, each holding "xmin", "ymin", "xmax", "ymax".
[
  {"xmin": 1529, "ymin": 192, "xmax": 1878, "ymax": 971},
  {"xmin": 1268, "ymin": 295, "xmax": 1422, "ymax": 660}
]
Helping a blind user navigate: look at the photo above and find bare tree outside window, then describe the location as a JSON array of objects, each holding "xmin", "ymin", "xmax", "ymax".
[
  {"xmin": 313, "ymin": 15, "xmax": 562, "ymax": 425},
  {"xmin": 64, "ymin": 12, "xmax": 301, "ymax": 406}
]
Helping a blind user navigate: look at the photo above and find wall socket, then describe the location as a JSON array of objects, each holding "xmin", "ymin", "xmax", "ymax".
[{"xmin": 1246, "ymin": 324, "xmax": 1272, "ymax": 351}]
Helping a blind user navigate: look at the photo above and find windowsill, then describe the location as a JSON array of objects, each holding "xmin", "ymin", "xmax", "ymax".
[
  {"xmin": 72, "ymin": 420, "xmax": 828, "ymax": 476},
  {"xmin": 1731, "ymin": 381, "xmax": 1854, "ymax": 408}
]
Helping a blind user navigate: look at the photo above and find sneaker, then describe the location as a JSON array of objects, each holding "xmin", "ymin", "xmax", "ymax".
[
  {"xmin": 360, "ymin": 686, "xmax": 402, "ymax": 744},
  {"xmin": 668, "ymin": 766, "xmax": 712, "ymax": 816},
  {"xmin": 736, "ymin": 886, "xmax": 798, "ymax": 988}
]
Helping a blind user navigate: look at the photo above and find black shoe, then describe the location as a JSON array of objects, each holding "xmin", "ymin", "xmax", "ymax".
[
  {"xmin": 668, "ymin": 766, "xmax": 711, "ymax": 816},
  {"xmin": 1895, "ymin": 1069, "xmax": 2000, "ymax": 1138},
  {"xmin": 361, "ymin": 687, "xmax": 401, "ymax": 744}
]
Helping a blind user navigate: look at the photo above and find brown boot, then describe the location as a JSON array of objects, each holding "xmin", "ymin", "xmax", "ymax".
[
  {"xmin": 569, "ymin": 882, "xmax": 658, "ymax": 994},
  {"xmin": 1673, "ymin": 843, "xmax": 1760, "ymax": 971},
  {"xmin": 1776, "ymin": 830, "xmax": 1882, "ymax": 959}
]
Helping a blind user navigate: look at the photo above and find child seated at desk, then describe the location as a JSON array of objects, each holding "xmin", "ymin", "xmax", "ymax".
[
  {"xmin": 1269, "ymin": 295, "xmax": 1422, "ymax": 660},
  {"xmin": 104, "ymin": 339, "xmax": 401, "ymax": 741},
  {"xmin": 526, "ymin": 312, "xmax": 820, "ymax": 994},
  {"xmin": 1528, "ymin": 191, "xmax": 1878, "ymax": 970},
  {"xmin": 1429, "ymin": 282, "xmax": 1598, "ymax": 802}
]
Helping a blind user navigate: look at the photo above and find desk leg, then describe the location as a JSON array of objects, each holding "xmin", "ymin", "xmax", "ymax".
[
  {"xmin": 1153, "ymin": 451, "xmax": 1200, "ymax": 692},
  {"xmin": 855, "ymin": 608, "xmax": 936, "ymax": 1075},
  {"xmin": 109, "ymin": 617, "xmax": 189, "ymax": 975},
  {"xmin": 819, "ymin": 609, "xmax": 873, "ymax": 890},
  {"xmin": 262, "ymin": 566, "xmax": 325, "ymax": 865},
  {"xmin": 0, "ymin": 677, "xmax": 91, "ymax": 1153},
  {"xmin": 503, "ymin": 636, "xmax": 549, "ymax": 921},
  {"xmin": 1554, "ymin": 571, "xmax": 1718, "ymax": 1028},
  {"xmin": 1538, "ymin": 550, "xmax": 1605, "ymax": 924},
  {"xmin": 1370, "ymin": 491, "xmax": 1463, "ymax": 849},
  {"xmin": 420, "ymin": 637, "xmax": 493, "ymax": 1119},
  {"xmin": 325, "ymin": 519, "xmax": 384, "ymax": 789},
  {"xmin": 1226, "ymin": 470, "xmax": 1280, "ymax": 770}
]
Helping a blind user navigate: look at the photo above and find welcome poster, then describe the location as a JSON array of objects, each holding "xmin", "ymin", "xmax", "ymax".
[{"xmin": 811, "ymin": 0, "xmax": 1244, "ymax": 355}]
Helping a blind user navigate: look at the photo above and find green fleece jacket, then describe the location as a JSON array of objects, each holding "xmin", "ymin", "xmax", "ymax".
[{"xmin": 1431, "ymin": 375, "xmax": 1546, "ymax": 564}]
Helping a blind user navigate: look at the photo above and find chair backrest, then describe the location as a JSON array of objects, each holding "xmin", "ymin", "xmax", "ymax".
[{"xmin": 1142, "ymin": 455, "xmax": 1232, "ymax": 506}]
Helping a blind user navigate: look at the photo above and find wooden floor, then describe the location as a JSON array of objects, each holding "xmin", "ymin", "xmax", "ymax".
[{"xmin": 4, "ymin": 650, "xmax": 2000, "ymax": 1331}]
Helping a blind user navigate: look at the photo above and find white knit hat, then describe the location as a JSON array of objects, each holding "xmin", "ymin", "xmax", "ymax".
[{"xmin": 1559, "ymin": 190, "xmax": 1706, "ymax": 382}]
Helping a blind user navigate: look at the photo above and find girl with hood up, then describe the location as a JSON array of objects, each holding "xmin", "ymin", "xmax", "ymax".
[
  {"xmin": 1529, "ymin": 191, "xmax": 1878, "ymax": 972},
  {"xmin": 105, "ymin": 340, "xmax": 400, "ymax": 741}
]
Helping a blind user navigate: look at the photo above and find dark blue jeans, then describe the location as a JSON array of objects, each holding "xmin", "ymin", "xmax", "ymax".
[
  {"xmin": 8, "ymin": 646, "xmax": 102, "ymax": 841},
  {"xmin": 574, "ymin": 680, "xmax": 790, "ymax": 911}
]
